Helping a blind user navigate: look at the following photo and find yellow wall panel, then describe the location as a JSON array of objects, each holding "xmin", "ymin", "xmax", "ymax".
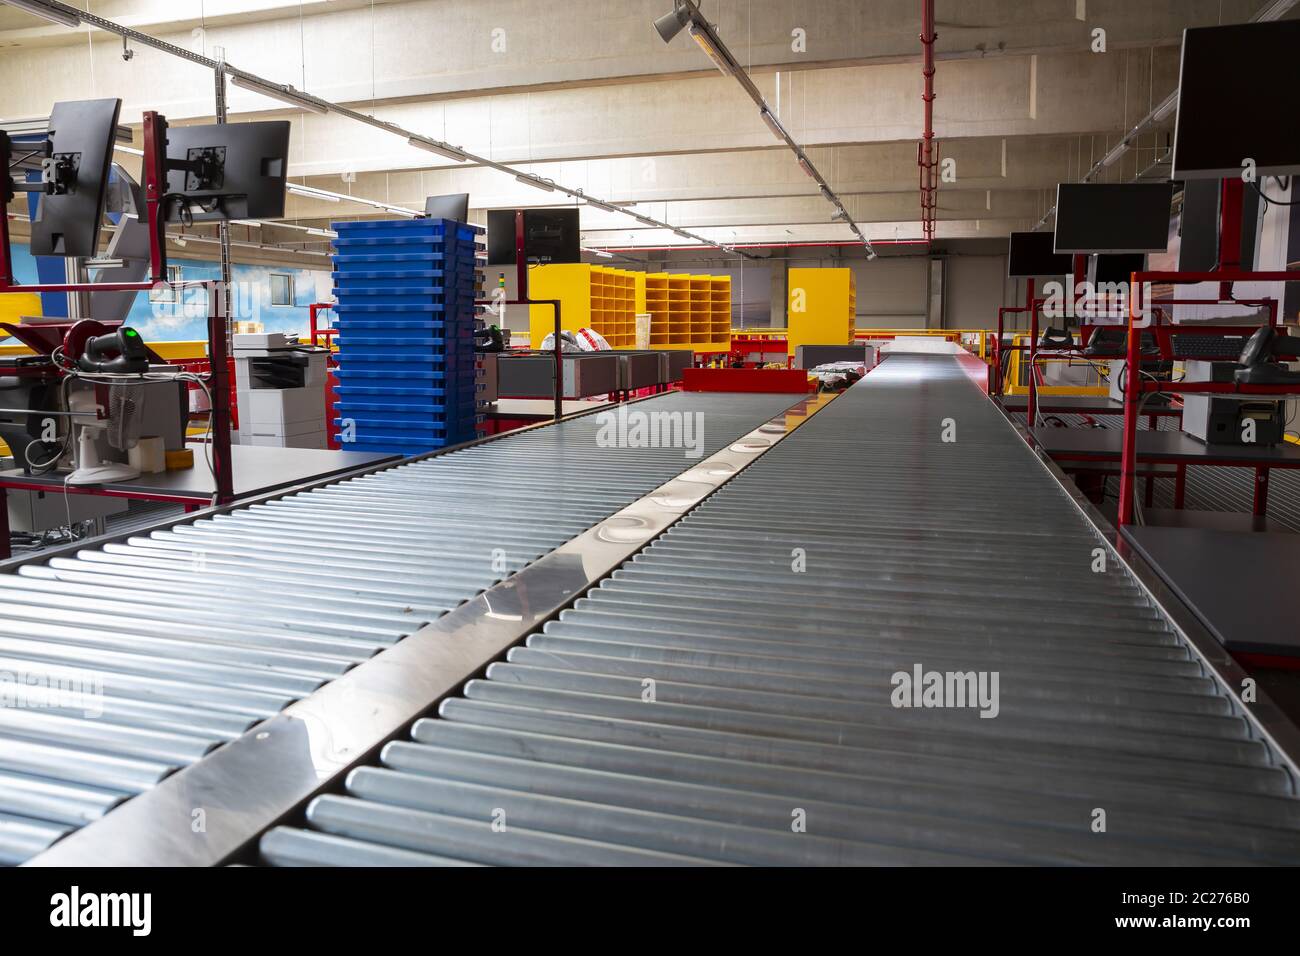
[{"xmin": 787, "ymin": 267, "xmax": 854, "ymax": 356}]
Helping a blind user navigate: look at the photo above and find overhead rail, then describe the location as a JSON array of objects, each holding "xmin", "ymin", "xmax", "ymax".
[
  {"xmin": 0, "ymin": 0, "xmax": 748, "ymax": 258},
  {"xmin": 651, "ymin": 0, "xmax": 875, "ymax": 257}
]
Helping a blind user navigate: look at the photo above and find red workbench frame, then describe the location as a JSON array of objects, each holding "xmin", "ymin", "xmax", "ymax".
[
  {"xmin": 0, "ymin": 108, "xmax": 237, "ymax": 557},
  {"xmin": 1115, "ymin": 270, "xmax": 1300, "ymax": 527}
]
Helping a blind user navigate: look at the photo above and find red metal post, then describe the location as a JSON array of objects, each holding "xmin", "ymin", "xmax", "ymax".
[
  {"xmin": 918, "ymin": 0, "xmax": 937, "ymax": 244},
  {"xmin": 1026, "ymin": 278, "xmax": 1038, "ymax": 426},
  {"xmin": 1117, "ymin": 277, "xmax": 1143, "ymax": 527},
  {"xmin": 206, "ymin": 281, "xmax": 234, "ymax": 504},
  {"xmin": 141, "ymin": 111, "xmax": 169, "ymax": 285},
  {"xmin": 1253, "ymin": 467, "xmax": 1270, "ymax": 517},
  {"xmin": 992, "ymin": 308, "xmax": 1005, "ymax": 394}
]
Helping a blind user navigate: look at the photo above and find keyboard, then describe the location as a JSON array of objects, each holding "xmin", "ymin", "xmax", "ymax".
[{"xmin": 1172, "ymin": 333, "xmax": 1248, "ymax": 360}]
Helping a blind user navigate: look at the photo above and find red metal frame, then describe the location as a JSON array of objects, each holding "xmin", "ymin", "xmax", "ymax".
[
  {"xmin": 0, "ymin": 111, "xmax": 240, "ymax": 558},
  {"xmin": 308, "ymin": 301, "xmax": 338, "ymax": 349},
  {"xmin": 681, "ymin": 367, "xmax": 815, "ymax": 393},
  {"xmin": 309, "ymin": 302, "xmax": 342, "ymax": 446},
  {"xmin": 1116, "ymin": 270, "xmax": 1300, "ymax": 528},
  {"xmin": 0, "ymin": 111, "xmax": 169, "ymax": 294}
]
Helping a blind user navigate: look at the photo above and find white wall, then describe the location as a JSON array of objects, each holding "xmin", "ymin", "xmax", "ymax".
[
  {"xmin": 944, "ymin": 254, "xmax": 1014, "ymax": 329},
  {"xmin": 850, "ymin": 258, "xmax": 930, "ymax": 328}
]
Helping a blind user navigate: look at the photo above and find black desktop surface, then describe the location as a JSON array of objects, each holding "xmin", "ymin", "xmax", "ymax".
[{"xmin": 1122, "ymin": 525, "xmax": 1300, "ymax": 656}]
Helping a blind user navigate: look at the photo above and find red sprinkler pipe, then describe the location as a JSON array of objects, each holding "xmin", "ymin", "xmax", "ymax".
[{"xmin": 918, "ymin": 0, "xmax": 938, "ymax": 244}]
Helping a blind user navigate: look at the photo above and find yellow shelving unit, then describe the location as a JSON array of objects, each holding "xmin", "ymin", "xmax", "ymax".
[
  {"xmin": 527, "ymin": 266, "xmax": 731, "ymax": 352},
  {"xmin": 646, "ymin": 272, "xmax": 670, "ymax": 347},
  {"xmin": 787, "ymin": 267, "xmax": 855, "ymax": 356},
  {"xmin": 689, "ymin": 276, "xmax": 711, "ymax": 346},
  {"xmin": 709, "ymin": 275, "xmax": 732, "ymax": 352},
  {"xmin": 528, "ymin": 264, "xmax": 636, "ymax": 348},
  {"xmin": 668, "ymin": 274, "xmax": 693, "ymax": 348},
  {"xmin": 634, "ymin": 272, "xmax": 647, "ymax": 315}
]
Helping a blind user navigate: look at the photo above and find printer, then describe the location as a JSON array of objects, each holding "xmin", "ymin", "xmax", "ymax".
[{"xmin": 233, "ymin": 333, "xmax": 330, "ymax": 449}]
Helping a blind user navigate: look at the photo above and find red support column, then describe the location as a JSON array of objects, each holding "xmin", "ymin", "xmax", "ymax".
[
  {"xmin": 1117, "ymin": 281, "xmax": 1143, "ymax": 527},
  {"xmin": 1026, "ymin": 278, "xmax": 1038, "ymax": 426}
]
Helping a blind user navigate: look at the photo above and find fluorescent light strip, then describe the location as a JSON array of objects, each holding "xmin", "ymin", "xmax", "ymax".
[
  {"xmin": 286, "ymin": 182, "xmax": 419, "ymax": 218},
  {"xmin": 407, "ymin": 136, "xmax": 467, "ymax": 162},
  {"xmin": 688, "ymin": 23, "xmax": 736, "ymax": 77},
  {"xmin": 1, "ymin": 0, "xmax": 81, "ymax": 29},
  {"xmin": 229, "ymin": 73, "xmax": 329, "ymax": 115},
  {"xmin": 515, "ymin": 174, "xmax": 555, "ymax": 192},
  {"xmin": 232, "ymin": 218, "xmax": 338, "ymax": 239}
]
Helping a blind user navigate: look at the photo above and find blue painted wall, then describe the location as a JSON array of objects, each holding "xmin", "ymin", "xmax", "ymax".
[{"xmin": 9, "ymin": 241, "xmax": 331, "ymax": 341}]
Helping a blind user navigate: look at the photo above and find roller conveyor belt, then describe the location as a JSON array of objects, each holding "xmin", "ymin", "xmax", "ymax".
[
  {"xmin": 0, "ymin": 391, "xmax": 805, "ymax": 865},
  {"xmin": 261, "ymin": 355, "xmax": 1300, "ymax": 866}
]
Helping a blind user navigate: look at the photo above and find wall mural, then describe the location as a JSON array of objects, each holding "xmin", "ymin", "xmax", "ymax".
[{"xmin": 7, "ymin": 242, "xmax": 333, "ymax": 342}]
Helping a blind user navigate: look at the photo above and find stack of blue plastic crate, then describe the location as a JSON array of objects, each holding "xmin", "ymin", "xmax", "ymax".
[{"xmin": 330, "ymin": 218, "xmax": 484, "ymax": 455}]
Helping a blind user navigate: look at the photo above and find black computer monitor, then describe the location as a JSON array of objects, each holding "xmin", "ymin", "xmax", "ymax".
[
  {"xmin": 164, "ymin": 121, "xmax": 290, "ymax": 222},
  {"xmin": 1053, "ymin": 182, "xmax": 1173, "ymax": 254},
  {"xmin": 1177, "ymin": 179, "xmax": 1220, "ymax": 272},
  {"xmin": 29, "ymin": 98, "xmax": 122, "ymax": 258},
  {"xmin": 1173, "ymin": 20, "xmax": 1300, "ymax": 180},
  {"xmin": 1088, "ymin": 253, "xmax": 1146, "ymax": 286},
  {"xmin": 424, "ymin": 193, "xmax": 469, "ymax": 222},
  {"xmin": 1007, "ymin": 231, "xmax": 1073, "ymax": 278},
  {"xmin": 488, "ymin": 207, "xmax": 580, "ymax": 264}
]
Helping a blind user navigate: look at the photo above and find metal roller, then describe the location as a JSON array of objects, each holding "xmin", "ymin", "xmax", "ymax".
[
  {"xmin": 0, "ymin": 391, "xmax": 802, "ymax": 865},
  {"xmin": 261, "ymin": 356, "xmax": 1300, "ymax": 865}
]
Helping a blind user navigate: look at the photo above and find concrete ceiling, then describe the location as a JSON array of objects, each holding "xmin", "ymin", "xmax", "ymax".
[{"xmin": 1, "ymin": 0, "xmax": 1293, "ymax": 260}]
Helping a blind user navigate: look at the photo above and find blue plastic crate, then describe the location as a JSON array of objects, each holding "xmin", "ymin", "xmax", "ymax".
[
  {"xmin": 336, "ymin": 333, "xmax": 473, "ymax": 347},
  {"xmin": 335, "ymin": 292, "xmax": 471, "ymax": 308},
  {"xmin": 333, "ymin": 219, "xmax": 481, "ymax": 241},
  {"xmin": 335, "ymin": 384, "xmax": 478, "ymax": 402},
  {"xmin": 332, "ymin": 251, "xmax": 473, "ymax": 268},
  {"xmin": 333, "ymin": 367, "xmax": 455, "ymax": 382},
  {"xmin": 332, "ymin": 217, "xmax": 480, "ymax": 235},
  {"xmin": 333, "ymin": 251, "xmax": 477, "ymax": 270},
  {"xmin": 332, "ymin": 401, "xmax": 456, "ymax": 420},
  {"xmin": 332, "ymin": 237, "xmax": 480, "ymax": 257},
  {"xmin": 335, "ymin": 351, "xmax": 473, "ymax": 366},
  {"xmin": 335, "ymin": 419, "xmax": 449, "ymax": 442},
  {"xmin": 340, "ymin": 437, "xmax": 452, "ymax": 454},
  {"xmin": 330, "ymin": 317, "xmax": 456, "ymax": 331},
  {"xmin": 336, "ymin": 346, "xmax": 478, "ymax": 362},
  {"xmin": 334, "ymin": 302, "xmax": 452, "ymax": 316}
]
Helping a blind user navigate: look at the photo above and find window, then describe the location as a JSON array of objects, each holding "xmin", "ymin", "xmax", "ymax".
[
  {"xmin": 149, "ymin": 265, "xmax": 183, "ymax": 303},
  {"xmin": 270, "ymin": 273, "xmax": 294, "ymax": 307}
]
